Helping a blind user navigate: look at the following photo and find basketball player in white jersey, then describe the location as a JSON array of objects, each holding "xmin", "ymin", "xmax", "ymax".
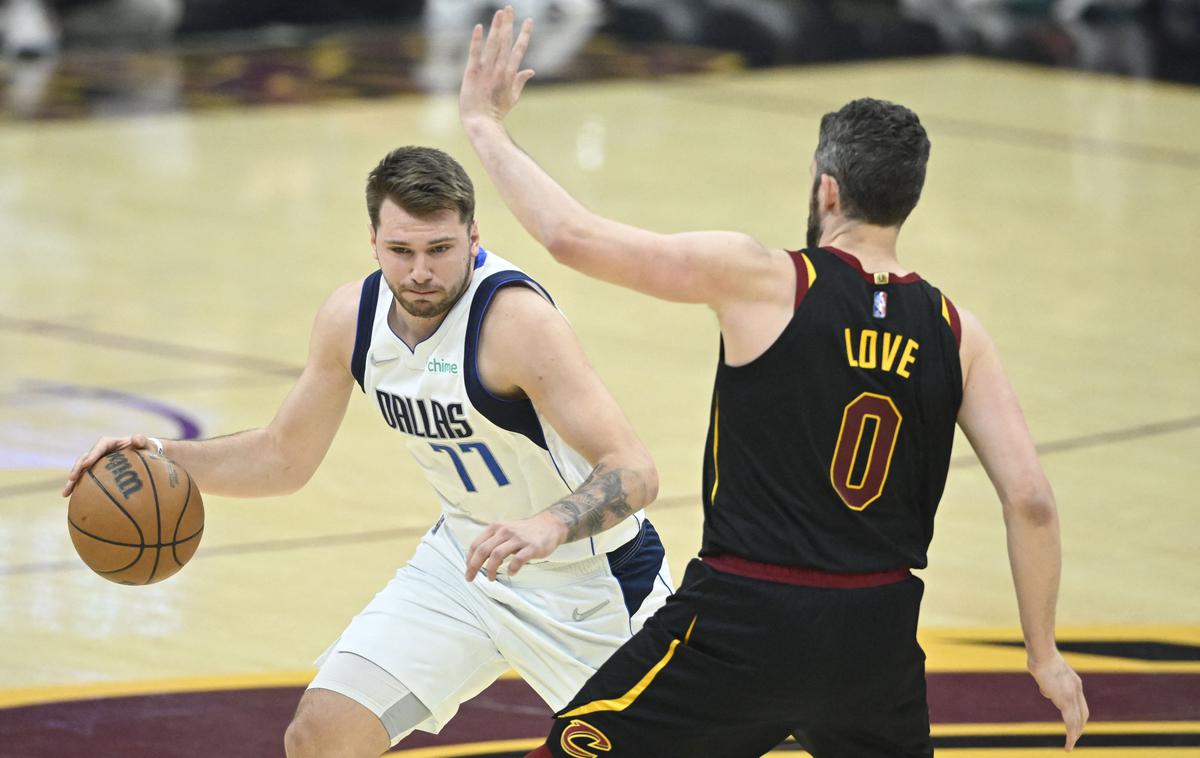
[{"xmin": 63, "ymin": 146, "xmax": 674, "ymax": 758}]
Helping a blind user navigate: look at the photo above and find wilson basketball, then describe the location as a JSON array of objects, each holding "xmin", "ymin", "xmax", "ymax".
[{"xmin": 68, "ymin": 449, "xmax": 204, "ymax": 585}]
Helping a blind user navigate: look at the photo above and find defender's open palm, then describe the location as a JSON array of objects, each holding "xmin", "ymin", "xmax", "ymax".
[{"xmin": 460, "ymin": 6, "xmax": 535, "ymax": 127}]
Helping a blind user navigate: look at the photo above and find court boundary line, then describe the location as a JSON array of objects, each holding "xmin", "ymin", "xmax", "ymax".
[
  {"xmin": 0, "ymin": 523, "xmax": 431, "ymax": 575},
  {"xmin": 0, "ymin": 315, "xmax": 301, "ymax": 377},
  {"xmin": 949, "ymin": 413, "xmax": 1200, "ymax": 468}
]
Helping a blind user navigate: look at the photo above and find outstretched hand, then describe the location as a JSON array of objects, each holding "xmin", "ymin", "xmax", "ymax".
[
  {"xmin": 460, "ymin": 6, "xmax": 535, "ymax": 128},
  {"xmin": 63, "ymin": 435, "xmax": 155, "ymax": 497},
  {"xmin": 1029, "ymin": 651, "xmax": 1089, "ymax": 750}
]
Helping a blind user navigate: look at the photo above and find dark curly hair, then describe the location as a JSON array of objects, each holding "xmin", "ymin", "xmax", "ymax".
[{"xmin": 814, "ymin": 98, "xmax": 931, "ymax": 227}]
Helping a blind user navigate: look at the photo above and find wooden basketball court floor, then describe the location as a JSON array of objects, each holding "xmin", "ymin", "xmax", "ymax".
[{"xmin": 2, "ymin": 54, "xmax": 1198, "ymax": 756}]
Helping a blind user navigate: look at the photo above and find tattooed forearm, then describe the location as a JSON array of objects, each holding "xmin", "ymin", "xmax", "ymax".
[{"xmin": 547, "ymin": 464, "xmax": 641, "ymax": 543}]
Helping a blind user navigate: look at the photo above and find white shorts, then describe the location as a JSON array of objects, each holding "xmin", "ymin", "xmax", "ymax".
[{"xmin": 310, "ymin": 516, "xmax": 673, "ymax": 736}]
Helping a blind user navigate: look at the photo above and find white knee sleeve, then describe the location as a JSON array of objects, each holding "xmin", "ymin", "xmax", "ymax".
[{"xmin": 308, "ymin": 651, "xmax": 435, "ymax": 745}]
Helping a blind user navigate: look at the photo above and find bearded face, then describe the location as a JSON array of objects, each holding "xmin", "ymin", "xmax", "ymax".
[
  {"xmin": 806, "ymin": 172, "xmax": 824, "ymax": 249},
  {"xmin": 390, "ymin": 254, "xmax": 472, "ymax": 319}
]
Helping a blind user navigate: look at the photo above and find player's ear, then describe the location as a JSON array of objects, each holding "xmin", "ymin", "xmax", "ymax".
[
  {"xmin": 820, "ymin": 174, "xmax": 841, "ymax": 215},
  {"xmin": 369, "ymin": 223, "xmax": 380, "ymax": 263},
  {"xmin": 468, "ymin": 219, "xmax": 480, "ymax": 255}
]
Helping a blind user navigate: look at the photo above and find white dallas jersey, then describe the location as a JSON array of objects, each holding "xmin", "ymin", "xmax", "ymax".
[{"xmin": 350, "ymin": 248, "xmax": 641, "ymax": 563}]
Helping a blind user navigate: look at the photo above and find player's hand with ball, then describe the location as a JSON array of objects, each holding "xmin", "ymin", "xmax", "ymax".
[
  {"xmin": 62, "ymin": 435, "xmax": 204, "ymax": 585},
  {"xmin": 63, "ymin": 434, "xmax": 164, "ymax": 497}
]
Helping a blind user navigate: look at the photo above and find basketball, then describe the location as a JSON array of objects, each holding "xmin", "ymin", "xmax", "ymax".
[{"xmin": 68, "ymin": 449, "xmax": 204, "ymax": 585}]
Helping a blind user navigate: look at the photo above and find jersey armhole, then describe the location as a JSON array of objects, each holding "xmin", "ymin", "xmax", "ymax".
[
  {"xmin": 350, "ymin": 270, "xmax": 383, "ymax": 392},
  {"xmin": 940, "ymin": 293, "xmax": 962, "ymax": 349},
  {"xmin": 787, "ymin": 250, "xmax": 817, "ymax": 310},
  {"xmin": 464, "ymin": 271, "xmax": 553, "ymax": 450}
]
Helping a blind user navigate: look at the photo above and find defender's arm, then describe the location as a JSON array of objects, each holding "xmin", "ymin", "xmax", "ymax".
[
  {"xmin": 956, "ymin": 307, "xmax": 1088, "ymax": 750},
  {"xmin": 460, "ymin": 9, "xmax": 794, "ymax": 311}
]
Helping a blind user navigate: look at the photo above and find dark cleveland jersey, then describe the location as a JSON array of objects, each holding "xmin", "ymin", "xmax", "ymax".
[{"xmin": 699, "ymin": 246, "xmax": 963, "ymax": 572}]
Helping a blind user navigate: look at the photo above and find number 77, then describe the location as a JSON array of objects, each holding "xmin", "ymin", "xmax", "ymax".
[{"xmin": 430, "ymin": 441, "xmax": 511, "ymax": 492}]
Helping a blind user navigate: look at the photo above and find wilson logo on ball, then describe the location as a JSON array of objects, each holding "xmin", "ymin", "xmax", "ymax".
[{"xmin": 103, "ymin": 451, "xmax": 144, "ymax": 499}]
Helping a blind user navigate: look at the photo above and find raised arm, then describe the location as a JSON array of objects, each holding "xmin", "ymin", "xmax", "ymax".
[
  {"xmin": 65, "ymin": 282, "xmax": 359, "ymax": 498},
  {"xmin": 956, "ymin": 307, "xmax": 1088, "ymax": 751},
  {"xmin": 459, "ymin": 8, "xmax": 793, "ymax": 311},
  {"xmin": 463, "ymin": 285, "xmax": 657, "ymax": 580}
]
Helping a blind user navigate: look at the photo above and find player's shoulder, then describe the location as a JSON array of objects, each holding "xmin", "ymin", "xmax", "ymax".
[
  {"xmin": 713, "ymin": 244, "xmax": 805, "ymax": 345},
  {"xmin": 482, "ymin": 280, "xmax": 562, "ymax": 334},
  {"xmin": 325, "ymin": 277, "xmax": 370, "ymax": 316},
  {"xmin": 330, "ymin": 276, "xmax": 369, "ymax": 302},
  {"xmin": 739, "ymin": 237, "xmax": 795, "ymax": 275},
  {"xmin": 953, "ymin": 303, "xmax": 986, "ymax": 347},
  {"xmin": 947, "ymin": 301, "xmax": 998, "ymax": 383},
  {"xmin": 475, "ymin": 280, "xmax": 577, "ymax": 398},
  {"xmin": 477, "ymin": 281, "xmax": 579, "ymax": 372},
  {"xmin": 719, "ymin": 240, "xmax": 802, "ymax": 308},
  {"xmin": 312, "ymin": 276, "xmax": 372, "ymax": 341}
]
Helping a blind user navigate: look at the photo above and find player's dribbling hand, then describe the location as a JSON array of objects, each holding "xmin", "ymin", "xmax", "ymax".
[
  {"xmin": 1029, "ymin": 651, "xmax": 1089, "ymax": 750},
  {"xmin": 459, "ymin": 5, "xmax": 535, "ymax": 128},
  {"xmin": 465, "ymin": 511, "xmax": 568, "ymax": 582},
  {"xmin": 63, "ymin": 435, "xmax": 154, "ymax": 497}
]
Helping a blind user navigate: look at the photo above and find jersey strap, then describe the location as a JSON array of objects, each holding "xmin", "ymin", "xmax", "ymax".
[
  {"xmin": 940, "ymin": 292, "xmax": 962, "ymax": 348},
  {"xmin": 464, "ymin": 270, "xmax": 555, "ymax": 450},
  {"xmin": 786, "ymin": 250, "xmax": 817, "ymax": 310},
  {"xmin": 351, "ymin": 270, "xmax": 384, "ymax": 392}
]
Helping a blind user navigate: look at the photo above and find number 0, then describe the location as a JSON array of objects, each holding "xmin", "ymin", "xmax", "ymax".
[{"xmin": 829, "ymin": 392, "xmax": 902, "ymax": 511}]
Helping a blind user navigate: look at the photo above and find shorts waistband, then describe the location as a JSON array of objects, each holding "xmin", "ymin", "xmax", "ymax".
[
  {"xmin": 703, "ymin": 554, "xmax": 911, "ymax": 589},
  {"xmin": 498, "ymin": 521, "xmax": 655, "ymax": 586},
  {"xmin": 506, "ymin": 554, "xmax": 610, "ymax": 583}
]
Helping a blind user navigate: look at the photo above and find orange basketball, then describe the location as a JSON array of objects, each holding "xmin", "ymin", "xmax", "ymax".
[{"xmin": 68, "ymin": 449, "xmax": 204, "ymax": 585}]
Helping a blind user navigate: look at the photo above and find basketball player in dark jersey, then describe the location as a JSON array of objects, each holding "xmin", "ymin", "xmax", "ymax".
[{"xmin": 457, "ymin": 8, "xmax": 1088, "ymax": 756}]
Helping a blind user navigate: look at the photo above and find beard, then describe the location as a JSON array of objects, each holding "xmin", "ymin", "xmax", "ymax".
[
  {"xmin": 392, "ymin": 263, "xmax": 472, "ymax": 319},
  {"xmin": 805, "ymin": 175, "xmax": 823, "ymax": 249}
]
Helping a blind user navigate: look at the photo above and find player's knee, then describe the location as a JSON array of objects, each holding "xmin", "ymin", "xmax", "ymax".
[
  {"xmin": 283, "ymin": 708, "xmax": 338, "ymax": 758},
  {"xmin": 284, "ymin": 683, "xmax": 395, "ymax": 758}
]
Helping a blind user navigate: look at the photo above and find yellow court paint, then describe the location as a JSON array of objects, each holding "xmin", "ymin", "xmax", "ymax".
[{"xmin": 390, "ymin": 739, "xmax": 543, "ymax": 757}]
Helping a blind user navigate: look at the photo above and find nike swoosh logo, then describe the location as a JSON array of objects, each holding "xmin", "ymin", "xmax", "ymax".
[
  {"xmin": 571, "ymin": 599, "xmax": 610, "ymax": 622},
  {"xmin": 370, "ymin": 354, "xmax": 399, "ymax": 366}
]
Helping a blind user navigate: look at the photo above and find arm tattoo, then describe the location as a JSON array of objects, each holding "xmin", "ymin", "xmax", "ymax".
[{"xmin": 548, "ymin": 464, "xmax": 638, "ymax": 543}]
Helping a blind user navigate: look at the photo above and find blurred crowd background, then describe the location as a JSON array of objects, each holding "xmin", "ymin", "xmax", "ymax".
[{"xmin": 2, "ymin": 0, "xmax": 1198, "ymax": 119}]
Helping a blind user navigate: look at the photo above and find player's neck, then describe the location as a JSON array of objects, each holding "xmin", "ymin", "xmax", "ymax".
[
  {"xmin": 389, "ymin": 307, "xmax": 450, "ymax": 349},
  {"xmin": 820, "ymin": 222, "xmax": 907, "ymax": 276}
]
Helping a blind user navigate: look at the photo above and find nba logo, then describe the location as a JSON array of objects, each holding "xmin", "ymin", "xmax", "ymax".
[{"xmin": 873, "ymin": 291, "xmax": 887, "ymax": 318}]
